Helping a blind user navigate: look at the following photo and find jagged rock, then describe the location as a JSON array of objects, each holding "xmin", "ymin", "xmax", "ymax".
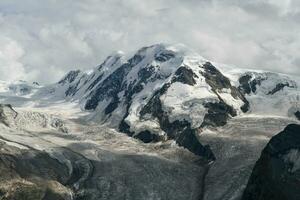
[
  {"xmin": 0, "ymin": 104, "xmax": 18, "ymax": 127},
  {"xmin": 242, "ymin": 124, "xmax": 300, "ymax": 200},
  {"xmin": 201, "ymin": 101, "xmax": 236, "ymax": 128},
  {"xmin": 58, "ymin": 70, "xmax": 81, "ymax": 85},
  {"xmin": 84, "ymin": 63, "xmax": 132, "ymax": 111},
  {"xmin": 133, "ymin": 130, "xmax": 162, "ymax": 143},
  {"xmin": 267, "ymin": 82, "xmax": 295, "ymax": 95},
  {"xmin": 202, "ymin": 62, "xmax": 249, "ymax": 113},
  {"xmin": 171, "ymin": 66, "xmax": 198, "ymax": 85},
  {"xmin": 238, "ymin": 74, "xmax": 266, "ymax": 95}
]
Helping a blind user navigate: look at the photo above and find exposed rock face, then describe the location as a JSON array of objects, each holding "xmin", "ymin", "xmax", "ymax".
[
  {"xmin": 201, "ymin": 62, "xmax": 249, "ymax": 117},
  {"xmin": 295, "ymin": 111, "xmax": 300, "ymax": 120},
  {"xmin": 242, "ymin": 124, "xmax": 300, "ymax": 200},
  {"xmin": 58, "ymin": 70, "xmax": 82, "ymax": 85},
  {"xmin": 201, "ymin": 101, "xmax": 236, "ymax": 128},
  {"xmin": 0, "ymin": 104, "xmax": 18, "ymax": 127},
  {"xmin": 84, "ymin": 62, "xmax": 132, "ymax": 111},
  {"xmin": 0, "ymin": 142, "xmax": 72, "ymax": 200},
  {"xmin": 267, "ymin": 82, "xmax": 295, "ymax": 95},
  {"xmin": 172, "ymin": 66, "xmax": 198, "ymax": 85},
  {"xmin": 238, "ymin": 74, "xmax": 266, "ymax": 95},
  {"xmin": 0, "ymin": 139, "xmax": 206, "ymax": 200}
]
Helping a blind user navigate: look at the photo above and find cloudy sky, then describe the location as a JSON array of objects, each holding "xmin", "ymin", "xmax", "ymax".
[{"xmin": 0, "ymin": 0, "xmax": 300, "ymax": 83}]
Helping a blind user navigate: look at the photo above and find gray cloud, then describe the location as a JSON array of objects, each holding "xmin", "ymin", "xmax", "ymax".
[{"xmin": 0, "ymin": 0, "xmax": 299, "ymax": 83}]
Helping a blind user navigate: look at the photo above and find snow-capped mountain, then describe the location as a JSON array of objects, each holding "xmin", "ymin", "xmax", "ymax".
[
  {"xmin": 38, "ymin": 44, "xmax": 299, "ymax": 160},
  {"xmin": 2, "ymin": 44, "xmax": 298, "ymax": 160},
  {"xmin": 0, "ymin": 43, "xmax": 299, "ymax": 200}
]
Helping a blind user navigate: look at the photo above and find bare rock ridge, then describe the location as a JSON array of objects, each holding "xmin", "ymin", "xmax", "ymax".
[{"xmin": 242, "ymin": 124, "xmax": 300, "ymax": 200}]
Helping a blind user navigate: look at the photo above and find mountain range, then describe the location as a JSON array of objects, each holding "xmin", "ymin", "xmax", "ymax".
[{"xmin": 0, "ymin": 43, "xmax": 299, "ymax": 200}]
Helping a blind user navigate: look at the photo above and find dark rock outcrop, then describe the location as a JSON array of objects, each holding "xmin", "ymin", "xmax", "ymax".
[
  {"xmin": 242, "ymin": 124, "xmax": 300, "ymax": 200},
  {"xmin": 172, "ymin": 66, "xmax": 198, "ymax": 85},
  {"xmin": 267, "ymin": 82, "xmax": 295, "ymax": 95},
  {"xmin": 84, "ymin": 63, "xmax": 131, "ymax": 111},
  {"xmin": 65, "ymin": 80, "xmax": 81, "ymax": 96},
  {"xmin": 295, "ymin": 111, "xmax": 300, "ymax": 120},
  {"xmin": 238, "ymin": 74, "xmax": 266, "ymax": 95},
  {"xmin": 58, "ymin": 70, "xmax": 81, "ymax": 85},
  {"xmin": 201, "ymin": 101, "xmax": 236, "ymax": 128},
  {"xmin": 0, "ymin": 104, "xmax": 18, "ymax": 127},
  {"xmin": 202, "ymin": 62, "xmax": 250, "ymax": 113}
]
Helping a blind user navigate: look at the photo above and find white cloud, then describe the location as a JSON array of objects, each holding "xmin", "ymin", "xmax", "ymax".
[
  {"xmin": 0, "ymin": 0, "xmax": 299, "ymax": 83},
  {"xmin": 0, "ymin": 36, "xmax": 25, "ymax": 81}
]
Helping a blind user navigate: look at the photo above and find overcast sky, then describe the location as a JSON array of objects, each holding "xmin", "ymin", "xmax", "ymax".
[{"xmin": 0, "ymin": 0, "xmax": 300, "ymax": 83}]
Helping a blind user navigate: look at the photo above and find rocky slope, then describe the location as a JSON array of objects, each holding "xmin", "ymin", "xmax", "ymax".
[
  {"xmin": 200, "ymin": 116, "xmax": 297, "ymax": 200},
  {"xmin": 0, "ymin": 104, "xmax": 206, "ymax": 200},
  {"xmin": 242, "ymin": 124, "xmax": 300, "ymax": 200}
]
